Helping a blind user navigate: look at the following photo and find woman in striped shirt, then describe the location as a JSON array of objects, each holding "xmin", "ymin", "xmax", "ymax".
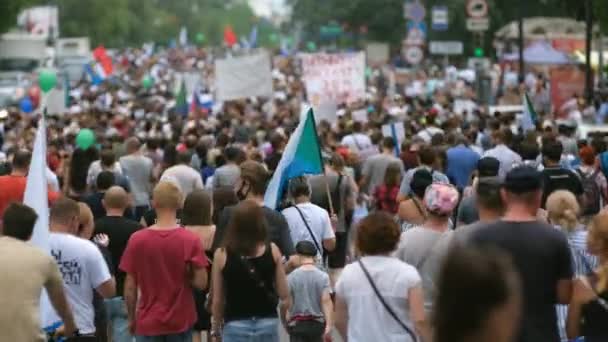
[{"xmin": 546, "ymin": 190, "xmax": 598, "ymax": 342}]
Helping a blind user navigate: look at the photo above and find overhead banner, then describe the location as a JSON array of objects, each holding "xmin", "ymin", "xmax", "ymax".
[
  {"xmin": 550, "ymin": 67, "xmax": 585, "ymax": 117},
  {"xmin": 215, "ymin": 52, "xmax": 273, "ymax": 101},
  {"xmin": 300, "ymin": 52, "xmax": 366, "ymax": 107}
]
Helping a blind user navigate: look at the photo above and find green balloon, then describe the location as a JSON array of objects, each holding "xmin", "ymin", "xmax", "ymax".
[
  {"xmin": 306, "ymin": 41, "xmax": 316, "ymax": 51},
  {"xmin": 38, "ymin": 69, "xmax": 57, "ymax": 93},
  {"xmin": 142, "ymin": 76, "xmax": 153, "ymax": 89},
  {"xmin": 75, "ymin": 129, "xmax": 96, "ymax": 150},
  {"xmin": 195, "ymin": 32, "xmax": 205, "ymax": 43}
]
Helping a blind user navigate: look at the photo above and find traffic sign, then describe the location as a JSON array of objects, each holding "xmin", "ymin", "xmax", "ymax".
[
  {"xmin": 431, "ymin": 6, "xmax": 449, "ymax": 31},
  {"xmin": 406, "ymin": 21, "xmax": 428, "ymax": 36},
  {"xmin": 405, "ymin": 1, "xmax": 426, "ymax": 23},
  {"xmin": 466, "ymin": 18, "xmax": 490, "ymax": 31},
  {"xmin": 429, "ymin": 41, "xmax": 464, "ymax": 55},
  {"xmin": 466, "ymin": 0, "xmax": 488, "ymax": 18},
  {"xmin": 404, "ymin": 45, "xmax": 424, "ymax": 65},
  {"xmin": 405, "ymin": 26, "xmax": 426, "ymax": 46}
]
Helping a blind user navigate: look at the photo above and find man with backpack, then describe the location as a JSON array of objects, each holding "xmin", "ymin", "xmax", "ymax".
[
  {"xmin": 540, "ymin": 140, "xmax": 584, "ymax": 208},
  {"xmin": 575, "ymin": 146, "xmax": 607, "ymax": 217}
]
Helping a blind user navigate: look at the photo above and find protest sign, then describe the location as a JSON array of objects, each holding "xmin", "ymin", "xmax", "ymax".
[
  {"xmin": 300, "ymin": 52, "xmax": 366, "ymax": 107},
  {"xmin": 352, "ymin": 109, "xmax": 369, "ymax": 123},
  {"xmin": 550, "ymin": 67, "xmax": 585, "ymax": 117},
  {"xmin": 215, "ymin": 52, "xmax": 273, "ymax": 101},
  {"xmin": 366, "ymin": 42, "xmax": 390, "ymax": 65}
]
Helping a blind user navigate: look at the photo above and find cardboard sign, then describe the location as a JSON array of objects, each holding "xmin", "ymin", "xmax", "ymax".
[{"xmin": 300, "ymin": 52, "xmax": 366, "ymax": 107}]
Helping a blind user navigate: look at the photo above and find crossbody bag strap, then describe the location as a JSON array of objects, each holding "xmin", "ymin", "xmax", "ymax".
[
  {"xmin": 415, "ymin": 232, "xmax": 447, "ymax": 270},
  {"xmin": 293, "ymin": 205, "xmax": 322, "ymax": 254},
  {"xmin": 411, "ymin": 197, "xmax": 427, "ymax": 221},
  {"xmin": 358, "ymin": 259, "xmax": 417, "ymax": 341}
]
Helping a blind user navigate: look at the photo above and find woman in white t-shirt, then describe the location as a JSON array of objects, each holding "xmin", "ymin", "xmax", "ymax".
[{"xmin": 335, "ymin": 212, "xmax": 430, "ymax": 342}]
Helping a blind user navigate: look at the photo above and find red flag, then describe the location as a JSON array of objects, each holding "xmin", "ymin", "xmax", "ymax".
[
  {"xmin": 93, "ymin": 46, "xmax": 113, "ymax": 75},
  {"xmin": 224, "ymin": 26, "xmax": 237, "ymax": 47}
]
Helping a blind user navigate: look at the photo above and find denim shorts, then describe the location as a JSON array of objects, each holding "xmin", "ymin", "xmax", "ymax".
[{"xmin": 222, "ymin": 317, "xmax": 279, "ymax": 342}]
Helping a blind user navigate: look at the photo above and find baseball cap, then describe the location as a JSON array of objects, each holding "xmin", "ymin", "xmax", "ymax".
[
  {"xmin": 423, "ymin": 183, "xmax": 460, "ymax": 216},
  {"xmin": 295, "ymin": 240, "xmax": 317, "ymax": 257},
  {"xmin": 477, "ymin": 157, "xmax": 500, "ymax": 178},
  {"xmin": 503, "ymin": 165, "xmax": 543, "ymax": 194}
]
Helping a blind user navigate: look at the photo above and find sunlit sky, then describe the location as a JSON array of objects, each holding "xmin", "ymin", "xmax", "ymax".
[{"xmin": 248, "ymin": 0, "xmax": 289, "ymax": 17}]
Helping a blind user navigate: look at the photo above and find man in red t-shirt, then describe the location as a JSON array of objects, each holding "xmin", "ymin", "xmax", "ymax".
[
  {"xmin": 0, "ymin": 150, "xmax": 60, "ymax": 217},
  {"xmin": 120, "ymin": 181, "xmax": 208, "ymax": 340}
]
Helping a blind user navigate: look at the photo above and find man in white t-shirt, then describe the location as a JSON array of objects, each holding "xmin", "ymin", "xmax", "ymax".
[
  {"xmin": 47, "ymin": 197, "xmax": 116, "ymax": 335},
  {"xmin": 340, "ymin": 122, "xmax": 376, "ymax": 161},
  {"xmin": 282, "ymin": 176, "xmax": 336, "ymax": 261},
  {"xmin": 160, "ymin": 151, "xmax": 203, "ymax": 197}
]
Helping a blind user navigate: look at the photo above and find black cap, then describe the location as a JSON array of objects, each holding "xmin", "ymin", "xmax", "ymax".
[
  {"xmin": 295, "ymin": 240, "xmax": 317, "ymax": 257},
  {"xmin": 477, "ymin": 157, "xmax": 500, "ymax": 178},
  {"xmin": 503, "ymin": 166, "xmax": 543, "ymax": 194}
]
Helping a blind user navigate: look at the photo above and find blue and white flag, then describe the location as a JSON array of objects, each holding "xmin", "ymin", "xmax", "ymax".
[
  {"xmin": 264, "ymin": 109, "xmax": 324, "ymax": 209},
  {"xmin": 248, "ymin": 25, "xmax": 258, "ymax": 49},
  {"xmin": 521, "ymin": 93, "xmax": 537, "ymax": 132}
]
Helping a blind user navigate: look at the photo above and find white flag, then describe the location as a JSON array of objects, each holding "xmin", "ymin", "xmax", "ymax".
[{"xmin": 25, "ymin": 115, "xmax": 50, "ymax": 251}]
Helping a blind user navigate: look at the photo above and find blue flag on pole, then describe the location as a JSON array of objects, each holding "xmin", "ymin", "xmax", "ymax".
[{"xmin": 264, "ymin": 109, "xmax": 324, "ymax": 209}]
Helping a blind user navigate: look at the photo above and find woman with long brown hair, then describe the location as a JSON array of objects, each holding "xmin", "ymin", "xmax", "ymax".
[
  {"xmin": 567, "ymin": 212, "xmax": 608, "ymax": 341},
  {"xmin": 182, "ymin": 190, "xmax": 215, "ymax": 342},
  {"xmin": 210, "ymin": 200, "xmax": 290, "ymax": 342}
]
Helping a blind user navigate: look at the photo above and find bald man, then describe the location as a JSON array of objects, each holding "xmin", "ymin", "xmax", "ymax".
[{"xmin": 94, "ymin": 186, "xmax": 142, "ymax": 342}]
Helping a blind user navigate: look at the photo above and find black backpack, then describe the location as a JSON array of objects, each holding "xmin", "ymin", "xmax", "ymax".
[{"xmin": 576, "ymin": 169, "xmax": 601, "ymax": 216}]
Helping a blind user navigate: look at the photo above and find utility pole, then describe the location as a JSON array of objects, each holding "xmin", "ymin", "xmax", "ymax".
[
  {"xmin": 584, "ymin": 0, "xmax": 593, "ymax": 102},
  {"xmin": 518, "ymin": 0, "xmax": 525, "ymax": 83}
]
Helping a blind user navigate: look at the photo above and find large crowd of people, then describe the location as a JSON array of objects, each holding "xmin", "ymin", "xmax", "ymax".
[{"xmin": 1, "ymin": 45, "xmax": 608, "ymax": 342}]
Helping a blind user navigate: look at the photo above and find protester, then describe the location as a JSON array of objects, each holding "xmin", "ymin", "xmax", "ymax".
[
  {"xmin": 575, "ymin": 146, "xmax": 607, "ymax": 218},
  {"xmin": 471, "ymin": 166, "xmax": 574, "ymax": 341},
  {"xmin": 454, "ymin": 177, "xmax": 504, "ymax": 242},
  {"xmin": 94, "ymin": 186, "xmax": 142, "ymax": 342},
  {"xmin": 212, "ymin": 146, "xmax": 242, "ymax": 189},
  {"xmin": 457, "ymin": 156, "xmax": 501, "ymax": 226},
  {"xmin": 213, "ymin": 160, "xmax": 295, "ymax": 259},
  {"xmin": 395, "ymin": 183, "xmax": 459, "ymax": 312},
  {"xmin": 0, "ymin": 203, "xmax": 77, "ymax": 341},
  {"xmin": 483, "ymin": 129, "xmax": 522, "ymax": 180},
  {"xmin": 282, "ymin": 176, "xmax": 336, "ymax": 267},
  {"xmin": 340, "ymin": 121, "xmax": 374, "ymax": 161},
  {"xmin": 433, "ymin": 244, "xmax": 522, "ymax": 342},
  {"xmin": 566, "ymin": 212, "xmax": 608, "ymax": 341},
  {"xmin": 309, "ymin": 153, "xmax": 356, "ymax": 285},
  {"xmin": 541, "ymin": 140, "xmax": 584, "ymax": 207},
  {"xmin": 120, "ymin": 181, "xmax": 208, "ymax": 341},
  {"xmin": 398, "ymin": 145, "xmax": 449, "ymax": 201},
  {"xmin": 360, "ymin": 137, "xmax": 403, "ymax": 195},
  {"xmin": 0, "ymin": 149, "xmax": 59, "ymax": 217},
  {"xmin": 398, "ymin": 169, "xmax": 433, "ymax": 230},
  {"xmin": 446, "ymin": 134, "xmax": 480, "ymax": 191},
  {"xmin": 120, "ymin": 137, "xmax": 155, "ymax": 221},
  {"xmin": 211, "ymin": 200, "xmax": 290, "ymax": 341},
  {"xmin": 546, "ymin": 190, "xmax": 598, "ymax": 342},
  {"xmin": 84, "ymin": 171, "xmax": 117, "ymax": 220},
  {"xmin": 67, "ymin": 147, "xmax": 99, "ymax": 199},
  {"xmin": 87, "ymin": 148, "xmax": 126, "ymax": 190},
  {"xmin": 182, "ymin": 190, "xmax": 215, "ymax": 342},
  {"xmin": 373, "ymin": 162, "xmax": 402, "ymax": 215},
  {"xmin": 160, "ymin": 151, "xmax": 204, "ymax": 197},
  {"xmin": 335, "ymin": 212, "xmax": 431, "ymax": 342},
  {"xmin": 282, "ymin": 240, "xmax": 333, "ymax": 342},
  {"xmin": 48, "ymin": 197, "xmax": 116, "ymax": 337}
]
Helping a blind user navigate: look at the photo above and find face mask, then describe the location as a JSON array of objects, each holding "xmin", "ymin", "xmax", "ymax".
[{"xmin": 237, "ymin": 182, "xmax": 250, "ymax": 201}]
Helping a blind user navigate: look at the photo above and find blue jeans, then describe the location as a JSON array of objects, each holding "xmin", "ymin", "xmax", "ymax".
[
  {"xmin": 105, "ymin": 297, "xmax": 132, "ymax": 342},
  {"xmin": 135, "ymin": 330, "xmax": 191, "ymax": 342},
  {"xmin": 222, "ymin": 318, "xmax": 279, "ymax": 342}
]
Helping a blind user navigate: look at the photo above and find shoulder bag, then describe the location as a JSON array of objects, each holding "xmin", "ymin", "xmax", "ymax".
[{"xmin": 358, "ymin": 259, "xmax": 417, "ymax": 341}]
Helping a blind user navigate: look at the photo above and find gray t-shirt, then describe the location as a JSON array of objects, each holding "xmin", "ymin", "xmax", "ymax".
[
  {"xmin": 287, "ymin": 267, "xmax": 330, "ymax": 321},
  {"xmin": 361, "ymin": 153, "xmax": 403, "ymax": 194},
  {"xmin": 456, "ymin": 195, "xmax": 479, "ymax": 225},
  {"xmin": 309, "ymin": 171, "xmax": 354, "ymax": 233},
  {"xmin": 394, "ymin": 227, "xmax": 453, "ymax": 312},
  {"xmin": 119, "ymin": 154, "xmax": 153, "ymax": 206},
  {"xmin": 212, "ymin": 164, "xmax": 240, "ymax": 189}
]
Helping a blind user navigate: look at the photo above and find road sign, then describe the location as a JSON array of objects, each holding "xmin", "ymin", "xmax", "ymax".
[
  {"xmin": 404, "ymin": 45, "xmax": 424, "ymax": 65},
  {"xmin": 466, "ymin": 18, "xmax": 490, "ymax": 31},
  {"xmin": 405, "ymin": 1, "xmax": 426, "ymax": 22},
  {"xmin": 431, "ymin": 6, "xmax": 449, "ymax": 31},
  {"xmin": 468, "ymin": 57, "xmax": 491, "ymax": 70},
  {"xmin": 405, "ymin": 27, "xmax": 426, "ymax": 45},
  {"xmin": 466, "ymin": 0, "xmax": 488, "ymax": 18},
  {"xmin": 429, "ymin": 41, "xmax": 464, "ymax": 55},
  {"xmin": 406, "ymin": 21, "xmax": 428, "ymax": 36}
]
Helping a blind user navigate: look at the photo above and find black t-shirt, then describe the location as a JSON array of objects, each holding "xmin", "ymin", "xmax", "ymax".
[
  {"xmin": 212, "ymin": 205, "xmax": 295, "ymax": 257},
  {"xmin": 94, "ymin": 216, "xmax": 142, "ymax": 295},
  {"xmin": 84, "ymin": 192, "xmax": 106, "ymax": 221},
  {"xmin": 541, "ymin": 167, "xmax": 583, "ymax": 207},
  {"xmin": 470, "ymin": 220, "xmax": 573, "ymax": 342}
]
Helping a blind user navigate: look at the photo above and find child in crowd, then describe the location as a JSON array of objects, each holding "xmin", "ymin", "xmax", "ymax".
[{"xmin": 282, "ymin": 241, "xmax": 333, "ymax": 342}]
